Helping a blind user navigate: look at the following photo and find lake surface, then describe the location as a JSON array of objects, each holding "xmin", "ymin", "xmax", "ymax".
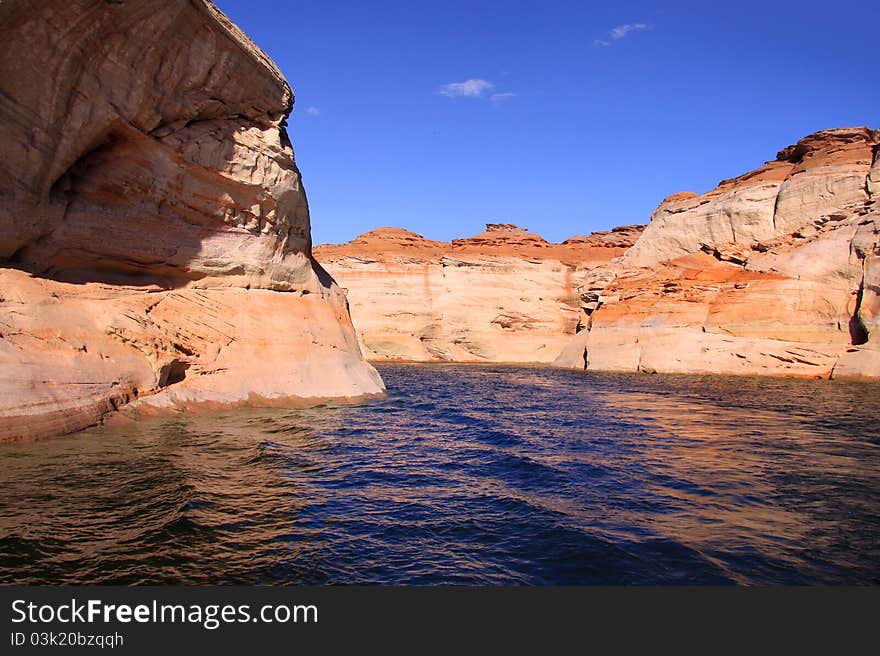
[{"xmin": 1, "ymin": 364, "xmax": 879, "ymax": 585}]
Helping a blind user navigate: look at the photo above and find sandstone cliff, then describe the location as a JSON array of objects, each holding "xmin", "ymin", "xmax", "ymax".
[
  {"xmin": 0, "ymin": 0, "xmax": 383, "ymax": 442},
  {"xmin": 314, "ymin": 224, "xmax": 643, "ymax": 362},
  {"xmin": 555, "ymin": 127, "xmax": 880, "ymax": 380}
]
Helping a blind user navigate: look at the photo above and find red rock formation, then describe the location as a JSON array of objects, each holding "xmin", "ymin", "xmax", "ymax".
[
  {"xmin": 556, "ymin": 127, "xmax": 880, "ymax": 380},
  {"xmin": 562, "ymin": 225, "xmax": 646, "ymax": 249},
  {"xmin": 314, "ymin": 224, "xmax": 643, "ymax": 362},
  {"xmin": 0, "ymin": 0, "xmax": 383, "ymax": 442},
  {"xmin": 624, "ymin": 127, "xmax": 876, "ymax": 267}
]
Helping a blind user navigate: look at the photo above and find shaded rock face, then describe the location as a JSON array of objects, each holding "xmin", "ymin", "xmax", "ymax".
[
  {"xmin": 0, "ymin": 0, "xmax": 383, "ymax": 441},
  {"xmin": 555, "ymin": 127, "xmax": 880, "ymax": 380},
  {"xmin": 314, "ymin": 224, "xmax": 643, "ymax": 363}
]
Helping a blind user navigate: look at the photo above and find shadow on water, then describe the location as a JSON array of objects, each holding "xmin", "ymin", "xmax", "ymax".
[{"xmin": 1, "ymin": 364, "xmax": 878, "ymax": 584}]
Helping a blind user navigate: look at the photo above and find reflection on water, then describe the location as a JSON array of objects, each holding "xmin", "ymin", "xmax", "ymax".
[{"xmin": 1, "ymin": 365, "xmax": 878, "ymax": 584}]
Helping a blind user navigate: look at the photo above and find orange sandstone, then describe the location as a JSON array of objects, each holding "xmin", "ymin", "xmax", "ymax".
[
  {"xmin": 314, "ymin": 224, "xmax": 643, "ymax": 363},
  {"xmin": 0, "ymin": 0, "xmax": 383, "ymax": 442}
]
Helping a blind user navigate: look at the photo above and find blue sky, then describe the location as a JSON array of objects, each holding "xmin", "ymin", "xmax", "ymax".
[{"xmin": 214, "ymin": 0, "xmax": 879, "ymax": 245}]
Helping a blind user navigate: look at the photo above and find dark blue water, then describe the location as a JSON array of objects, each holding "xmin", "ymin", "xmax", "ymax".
[{"xmin": 1, "ymin": 364, "xmax": 878, "ymax": 585}]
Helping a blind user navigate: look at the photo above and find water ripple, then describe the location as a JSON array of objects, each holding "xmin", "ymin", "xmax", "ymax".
[{"xmin": 1, "ymin": 364, "xmax": 878, "ymax": 584}]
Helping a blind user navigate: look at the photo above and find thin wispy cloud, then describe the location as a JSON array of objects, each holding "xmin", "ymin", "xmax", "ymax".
[
  {"xmin": 436, "ymin": 78, "xmax": 495, "ymax": 98},
  {"xmin": 594, "ymin": 22, "xmax": 650, "ymax": 47},
  {"xmin": 304, "ymin": 106, "xmax": 320, "ymax": 116},
  {"xmin": 610, "ymin": 23, "xmax": 649, "ymax": 39},
  {"xmin": 436, "ymin": 79, "xmax": 516, "ymax": 105}
]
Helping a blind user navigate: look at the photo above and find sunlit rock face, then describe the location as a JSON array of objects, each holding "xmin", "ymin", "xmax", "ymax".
[
  {"xmin": 0, "ymin": 0, "xmax": 383, "ymax": 442},
  {"xmin": 555, "ymin": 127, "xmax": 880, "ymax": 380},
  {"xmin": 314, "ymin": 224, "xmax": 643, "ymax": 363}
]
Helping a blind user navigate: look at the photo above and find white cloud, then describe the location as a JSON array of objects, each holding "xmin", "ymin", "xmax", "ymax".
[
  {"xmin": 436, "ymin": 78, "xmax": 495, "ymax": 98},
  {"xmin": 490, "ymin": 92, "xmax": 517, "ymax": 103},
  {"xmin": 304, "ymin": 106, "xmax": 320, "ymax": 115},
  {"xmin": 609, "ymin": 23, "xmax": 649, "ymax": 40},
  {"xmin": 594, "ymin": 23, "xmax": 650, "ymax": 46}
]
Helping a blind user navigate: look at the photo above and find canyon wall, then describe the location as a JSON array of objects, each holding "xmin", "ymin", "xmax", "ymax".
[
  {"xmin": 318, "ymin": 126, "xmax": 879, "ymax": 381},
  {"xmin": 555, "ymin": 127, "xmax": 880, "ymax": 380},
  {"xmin": 0, "ymin": 0, "xmax": 383, "ymax": 442},
  {"xmin": 314, "ymin": 224, "xmax": 642, "ymax": 362}
]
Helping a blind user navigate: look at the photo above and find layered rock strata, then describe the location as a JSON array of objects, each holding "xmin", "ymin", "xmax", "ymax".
[
  {"xmin": 314, "ymin": 224, "xmax": 643, "ymax": 362},
  {"xmin": 0, "ymin": 0, "xmax": 383, "ymax": 442},
  {"xmin": 555, "ymin": 127, "xmax": 880, "ymax": 379}
]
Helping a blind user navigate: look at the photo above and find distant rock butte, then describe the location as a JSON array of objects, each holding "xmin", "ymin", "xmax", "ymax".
[
  {"xmin": 314, "ymin": 224, "xmax": 644, "ymax": 363},
  {"xmin": 0, "ymin": 0, "xmax": 383, "ymax": 442},
  {"xmin": 316, "ymin": 223, "xmax": 645, "ymax": 264},
  {"xmin": 555, "ymin": 127, "xmax": 880, "ymax": 380}
]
